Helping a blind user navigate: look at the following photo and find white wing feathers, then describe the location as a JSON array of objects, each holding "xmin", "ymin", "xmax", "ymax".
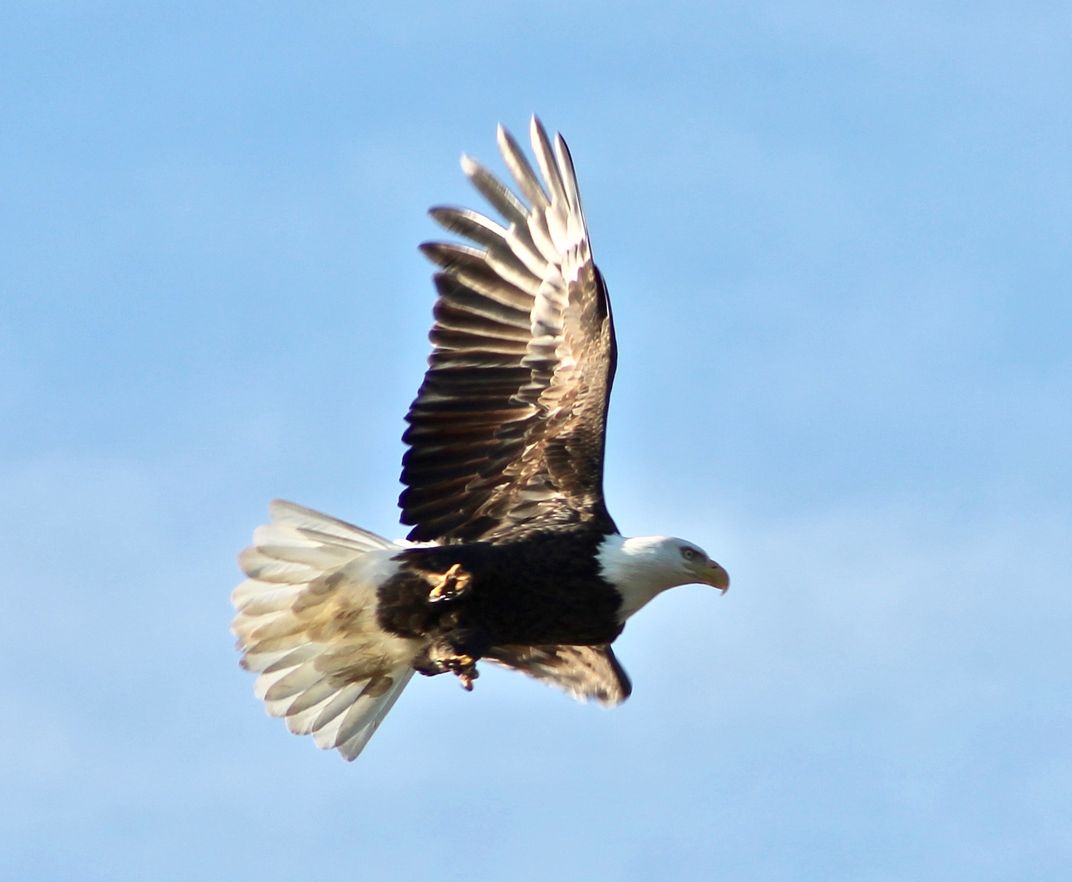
[{"xmin": 232, "ymin": 501, "xmax": 419, "ymax": 761}]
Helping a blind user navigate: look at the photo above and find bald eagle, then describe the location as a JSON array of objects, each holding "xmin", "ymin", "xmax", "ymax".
[{"xmin": 232, "ymin": 117, "xmax": 730, "ymax": 760}]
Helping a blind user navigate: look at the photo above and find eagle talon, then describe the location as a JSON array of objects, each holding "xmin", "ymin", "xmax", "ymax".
[
  {"xmin": 443, "ymin": 652, "xmax": 479, "ymax": 690},
  {"xmin": 455, "ymin": 663, "xmax": 479, "ymax": 692},
  {"xmin": 427, "ymin": 563, "xmax": 472, "ymax": 603},
  {"xmin": 415, "ymin": 642, "xmax": 481, "ymax": 691}
]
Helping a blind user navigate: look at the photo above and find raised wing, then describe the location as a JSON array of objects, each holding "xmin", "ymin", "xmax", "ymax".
[
  {"xmin": 486, "ymin": 644, "xmax": 632, "ymax": 706},
  {"xmin": 399, "ymin": 117, "xmax": 617, "ymax": 542}
]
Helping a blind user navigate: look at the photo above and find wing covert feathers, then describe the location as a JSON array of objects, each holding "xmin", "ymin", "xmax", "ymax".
[
  {"xmin": 232, "ymin": 502, "xmax": 417, "ymax": 761},
  {"xmin": 487, "ymin": 644, "xmax": 632, "ymax": 706},
  {"xmin": 400, "ymin": 116, "xmax": 617, "ymax": 542}
]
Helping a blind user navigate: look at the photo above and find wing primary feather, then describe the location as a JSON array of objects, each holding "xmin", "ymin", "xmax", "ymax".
[
  {"xmin": 460, "ymin": 154, "xmax": 527, "ymax": 225},
  {"xmin": 497, "ymin": 123, "xmax": 550, "ymax": 210},
  {"xmin": 529, "ymin": 116, "xmax": 570, "ymax": 214},
  {"xmin": 428, "ymin": 206, "xmax": 507, "ymax": 251},
  {"xmin": 553, "ymin": 133, "xmax": 586, "ymax": 224}
]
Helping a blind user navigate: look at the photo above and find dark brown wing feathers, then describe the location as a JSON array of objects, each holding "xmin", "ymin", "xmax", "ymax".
[
  {"xmin": 485, "ymin": 644, "xmax": 632, "ymax": 706},
  {"xmin": 399, "ymin": 117, "xmax": 617, "ymax": 542}
]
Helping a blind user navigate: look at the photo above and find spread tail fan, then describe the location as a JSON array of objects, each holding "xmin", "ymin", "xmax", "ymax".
[{"xmin": 232, "ymin": 501, "xmax": 419, "ymax": 761}]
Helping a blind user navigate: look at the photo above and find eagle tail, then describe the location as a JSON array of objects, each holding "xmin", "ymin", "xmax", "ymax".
[{"xmin": 232, "ymin": 500, "xmax": 418, "ymax": 761}]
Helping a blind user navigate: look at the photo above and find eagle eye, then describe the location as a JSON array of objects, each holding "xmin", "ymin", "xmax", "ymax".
[{"xmin": 680, "ymin": 546, "xmax": 698, "ymax": 562}]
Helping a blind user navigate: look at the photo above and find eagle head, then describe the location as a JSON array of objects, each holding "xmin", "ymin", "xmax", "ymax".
[{"xmin": 598, "ymin": 534, "xmax": 730, "ymax": 621}]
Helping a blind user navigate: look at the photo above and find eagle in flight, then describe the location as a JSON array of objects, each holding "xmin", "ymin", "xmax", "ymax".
[{"xmin": 232, "ymin": 117, "xmax": 730, "ymax": 760}]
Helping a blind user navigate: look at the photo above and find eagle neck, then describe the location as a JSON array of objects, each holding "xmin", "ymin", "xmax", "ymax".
[{"xmin": 596, "ymin": 534, "xmax": 681, "ymax": 623}]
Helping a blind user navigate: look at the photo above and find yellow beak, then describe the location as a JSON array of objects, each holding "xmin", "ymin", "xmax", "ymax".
[{"xmin": 705, "ymin": 560, "xmax": 730, "ymax": 594}]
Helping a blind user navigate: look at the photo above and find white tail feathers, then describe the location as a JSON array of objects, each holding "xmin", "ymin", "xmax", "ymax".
[{"xmin": 232, "ymin": 501, "xmax": 420, "ymax": 761}]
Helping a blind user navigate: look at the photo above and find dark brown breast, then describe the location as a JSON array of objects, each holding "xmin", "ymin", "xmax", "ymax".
[{"xmin": 376, "ymin": 528, "xmax": 624, "ymax": 648}]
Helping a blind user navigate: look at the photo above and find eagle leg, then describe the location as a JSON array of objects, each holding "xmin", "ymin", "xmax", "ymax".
[
  {"xmin": 415, "ymin": 628, "xmax": 488, "ymax": 691},
  {"xmin": 427, "ymin": 562, "xmax": 472, "ymax": 603},
  {"xmin": 454, "ymin": 660, "xmax": 479, "ymax": 692}
]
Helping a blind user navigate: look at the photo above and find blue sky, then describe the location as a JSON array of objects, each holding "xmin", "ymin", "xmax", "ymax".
[{"xmin": 3, "ymin": 3, "xmax": 1070, "ymax": 880}]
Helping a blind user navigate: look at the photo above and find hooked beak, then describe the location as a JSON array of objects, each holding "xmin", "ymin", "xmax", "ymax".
[{"xmin": 705, "ymin": 560, "xmax": 730, "ymax": 594}]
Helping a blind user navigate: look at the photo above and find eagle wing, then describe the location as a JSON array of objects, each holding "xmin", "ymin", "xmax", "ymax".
[
  {"xmin": 399, "ymin": 117, "xmax": 617, "ymax": 542},
  {"xmin": 485, "ymin": 644, "xmax": 632, "ymax": 706}
]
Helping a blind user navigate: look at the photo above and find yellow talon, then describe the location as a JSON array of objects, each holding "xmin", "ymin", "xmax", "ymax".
[{"xmin": 428, "ymin": 563, "xmax": 472, "ymax": 602}]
